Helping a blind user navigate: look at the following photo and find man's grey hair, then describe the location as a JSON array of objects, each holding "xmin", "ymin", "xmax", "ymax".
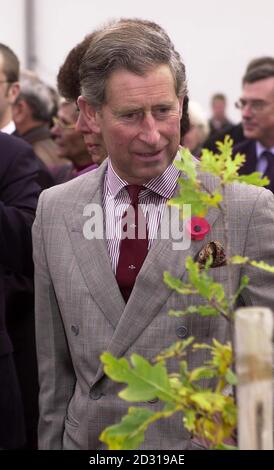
[
  {"xmin": 79, "ymin": 18, "xmax": 187, "ymax": 108},
  {"xmin": 16, "ymin": 71, "xmax": 56, "ymax": 122}
]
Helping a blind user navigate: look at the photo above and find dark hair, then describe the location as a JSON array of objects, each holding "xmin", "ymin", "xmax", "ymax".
[
  {"xmin": 245, "ymin": 56, "xmax": 274, "ymax": 73},
  {"xmin": 79, "ymin": 18, "xmax": 187, "ymax": 108},
  {"xmin": 57, "ymin": 33, "xmax": 96, "ymax": 101},
  {"xmin": 242, "ymin": 64, "xmax": 274, "ymax": 85},
  {"xmin": 0, "ymin": 43, "xmax": 19, "ymax": 82},
  {"xmin": 180, "ymin": 95, "xmax": 190, "ymax": 138}
]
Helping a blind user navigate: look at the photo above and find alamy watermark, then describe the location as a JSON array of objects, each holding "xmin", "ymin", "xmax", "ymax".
[{"xmin": 82, "ymin": 202, "xmax": 192, "ymax": 251}]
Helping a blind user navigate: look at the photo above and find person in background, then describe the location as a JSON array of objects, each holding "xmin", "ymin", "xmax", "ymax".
[
  {"xmin": 182, "ymin": 100, "xmax": 209, "ymax": 157},
  {"xmin": 0, "ymin": 44, "xmax": 52, "ymax": 450},
  {"xmin": 0, "ymin": 132, "xmax": 39, "ymax": 449},
  {"xmin": 12, "ymin": 71, "xmax": 63, "ymax": 171},
  {"xmin": 208, "ymin": 93, "xmax": 232, "ymax": 139},
  {"xmin": 204, "ymin": 57, "xmax": 274, "ymax": 152},
  {"xmin": 0, "ymin": 43, "xmax": 20, "ymax": 134},
  {"xmin": 234, "ymin": 61, "xmax": 274, "ymax": 193},
  {"xmin": 56, "ymin": 32, "xmax": 107, "ymax": 168},
  {"xmin": 51, "ymin": 99, "xmax": 101, "ymax": 183}
]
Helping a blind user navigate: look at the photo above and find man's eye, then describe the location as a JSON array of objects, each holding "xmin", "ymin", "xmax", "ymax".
[
  {"xmin": 154, "ymin": 107, "xmax": 171, "ymax": 118},
  {"xmin": 121, "ymin": 112, "xmax": 138, "ymax": 120}
]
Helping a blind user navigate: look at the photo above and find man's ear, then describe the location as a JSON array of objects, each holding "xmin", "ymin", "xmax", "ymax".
[
  {"xmin": 7, "ymin": 82, "xmax": 20, "ymax": 105},
  {"xmin": 77, "ymin": 96, "xmax": 101, "ymax": 134},
  {"xmin": 12, "ymin": 99, "xmax": 28, "ymax": 124}
]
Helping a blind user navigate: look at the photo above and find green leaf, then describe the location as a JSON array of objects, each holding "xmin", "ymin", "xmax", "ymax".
[
  {"xmin": 192, "ymin": 342, "xmax": 212, "ymax": 350},
  {"xmin": 225, "ymin": 369, "xmax": 237, "ymax": 386},
  {"xmin": 222, "ymin": 153, "xmax": 246, "ymax": 183},
  {"xmin": 154, "ymin": 338, "xmax": 194, "ymax": 363},
  {"xmin": 195, "ymin": 305, "xmax": 221, "ymax": 316},
  {"xmin": 200, "ymin": 148, "xmax": 224, "ymax": 176},
  {"xmin": 215, "ymin": 443, "xmax": 238, "ymax": 451},
  {"xmin": 169, "ymin": 179, "xmax": 209, "ymax": 217},
  {"xmin": 200, "ymin": 191, "xmax": 223, "ymax": 208},
  {"xmin": 236, "ymin": 172, "xmax": 269, "ymax": 187},
  {"xmin": 230, "ymin": 274, "xmax": 249, "ymax": 308},
  {"xmin": 185, "ymin": 257, "xmax": 227, "ymax": 304},
  {"xmin": 250, "ymin": 260, "xmax": 274, "ymax": 273},
  {"xmin": 101, "ymin": 352, "xmax": 175, "ymax": 402},
  {"xmin": 215, "ymin": 135, "xmax": 234, "ymax": 156},
  {"xmin": 164, "ymin": 271, "xmax": 195, "ymax": 295},
  {"xmin": 100, "ymin": 407, "xmax": 154, "ymax": 450},
  {"xmin": 191, "ymin": 392, "xmax": 225, "ymax": 412},
  {"xmin": 230, "ymin": 257, "xmax": 274, "ymax": 273},
  {"xmin": 168, "ymin": 308, "xmax": 190, "ymax": 317},
  {"xmin": 229, "ymin": 255, "xmax": 249, "ymax": 265},
  {"xmin": 171, "ymin": 305, "xmax": 220, "ymax": 317},
  {"xmin": 183, "ymin": 409, "xmax": 196, "ymax": 432},
  {"xmin": 189, "ymin": 367, "xmax": 216, "ymax": 382},
  {"xmin": 175, "ymin": 147, "xmax": 198, "ymax": 182},
  {"xmin": 100, "ymin": 404, "xmax": 181, "ymax": 450}
]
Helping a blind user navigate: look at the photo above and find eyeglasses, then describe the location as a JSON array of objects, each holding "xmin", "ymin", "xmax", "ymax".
[
  {"xmin": 52, "ymin": 116, "xmax": 76, "ymax": 130},
  {"xmin": 0, "ymin": 80, "xmax": 11, "ymax": 85},
  {"xmin": 235, "ymin": 98, "xmax": 273, "ymax": 113}
]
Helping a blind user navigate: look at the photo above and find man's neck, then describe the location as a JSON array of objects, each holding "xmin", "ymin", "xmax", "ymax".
[{"xmin": 0, "ymin": 109, "xmax": 13, "ymax": 131}]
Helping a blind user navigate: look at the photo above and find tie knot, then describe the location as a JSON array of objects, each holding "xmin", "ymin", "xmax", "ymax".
[{"xmin": 126, "ymin": 185, "xmax": 144, "ymax": 206}]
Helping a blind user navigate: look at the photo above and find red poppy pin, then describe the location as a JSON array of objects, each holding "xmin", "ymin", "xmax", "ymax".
[{"xmin": 187, "ymin": 216, "xmax": 211, "ymax": 241}]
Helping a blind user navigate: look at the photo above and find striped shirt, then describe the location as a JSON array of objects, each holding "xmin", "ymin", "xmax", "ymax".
[{"xmin": 102, "ymin": 158, "xmax": 180, "ymax": 273}]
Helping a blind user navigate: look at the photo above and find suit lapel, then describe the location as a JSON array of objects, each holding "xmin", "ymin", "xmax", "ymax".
[{"xmin": 63, "ymin": 162, "xmax": 125, "ymax": 330}]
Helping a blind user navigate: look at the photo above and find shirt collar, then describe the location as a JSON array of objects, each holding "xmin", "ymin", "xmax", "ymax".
[
  {"xmin": 256, "ymin": 141, "xmax": 274, "ymax": 159},
  {"xmin": 1, "ymin": 120, "xmax": 16, "ymax": 135},
  {"xmin": 106, "ymin": 151, "xmax": 181, "ymax": 200}
]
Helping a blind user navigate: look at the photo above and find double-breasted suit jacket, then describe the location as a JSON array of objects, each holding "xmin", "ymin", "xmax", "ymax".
[{"xmin": 32, "ymin": 159, "xmax": 274, "ymax": 449}]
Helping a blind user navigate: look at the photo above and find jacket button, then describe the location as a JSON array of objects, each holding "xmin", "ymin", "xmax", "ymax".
[
  {"xmin": 71, "ymin": 325, "xmax": 79, "ymax": 336},
  {"xmin": 176, "ymin": 326, "xmax": 187, "ymax": 338},
  {"xmin": 89, "ymin": 388, "xmax": 103, "ymax": 400}
]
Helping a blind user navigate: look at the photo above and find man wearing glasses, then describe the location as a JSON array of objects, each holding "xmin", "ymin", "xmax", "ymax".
[
  {"xmin": 50, "ymin": 99, "xmax": 104, "ymax": 183},
  {"xmin": 0, "ymin": 44, "xmax": 20, "ymax": 134},
  {"xmin": 234, "ymin": 62, "xmax": 274, "ymax": 193}
]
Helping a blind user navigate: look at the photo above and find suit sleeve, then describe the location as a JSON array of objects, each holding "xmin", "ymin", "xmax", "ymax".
[
  {"xmin": 240, "ymin": 188, "xmax": 274, "ymax": 310},
  {"xmin": 32, "ymin": 191, "xmax": 76, "ymax": 450},
  {"xmin": 0, "ymin": 143, "xmax": 39, "ymax": 275}
]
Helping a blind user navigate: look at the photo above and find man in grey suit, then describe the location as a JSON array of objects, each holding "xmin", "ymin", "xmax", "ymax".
[{"xmin": 32, "ymin": 19, "xmax": 274, "ymax": 450}]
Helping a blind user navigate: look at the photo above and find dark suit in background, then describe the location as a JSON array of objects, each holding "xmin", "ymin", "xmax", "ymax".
[
  {"xmin": 0, "ymin": 132, "xmax": 39, "ymax": 449},
  {"xmin": 204, "ymin": 123, "xmax": 245, "ymax": 152},
  {"xmin": 234, "ymin": 139, "xmax": 274, "ymax": 194}
]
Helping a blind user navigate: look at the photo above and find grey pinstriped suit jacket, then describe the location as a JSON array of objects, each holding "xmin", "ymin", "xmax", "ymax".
[{"xmin": 32, "ymin": 159, "xmax": 274, "ymax": 449}]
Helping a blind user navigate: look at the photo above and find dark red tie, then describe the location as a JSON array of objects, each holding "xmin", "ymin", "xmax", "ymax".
[{"xmin": 116, "ymin": 185, "xmax": 148, "ymax": 302}]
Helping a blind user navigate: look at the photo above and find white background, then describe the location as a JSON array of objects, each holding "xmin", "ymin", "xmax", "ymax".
[{"xmin": 1, "ymin": 0, "xmax": 274, "ymax": 120}]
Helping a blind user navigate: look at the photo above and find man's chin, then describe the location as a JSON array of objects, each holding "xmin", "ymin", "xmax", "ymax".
[{"xmin": 243, "ymin": 127, "xmax": 258, "ymax": 140}]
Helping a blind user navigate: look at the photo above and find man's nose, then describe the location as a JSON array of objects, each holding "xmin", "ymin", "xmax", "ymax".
[
  {"xmin": 241, "ymin": 102, "xmax": 254, "ymax": 119},
  {"xmin": 138, "ymin": 114, "xmax": 160, "ymax": 146},
  {"xmin": 75, "ymin": 111, "xmax": 89, "ymax": 134},
  {"xmin": 51, "ymin": 123, "xmax": 60, "ymax": 137}
]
